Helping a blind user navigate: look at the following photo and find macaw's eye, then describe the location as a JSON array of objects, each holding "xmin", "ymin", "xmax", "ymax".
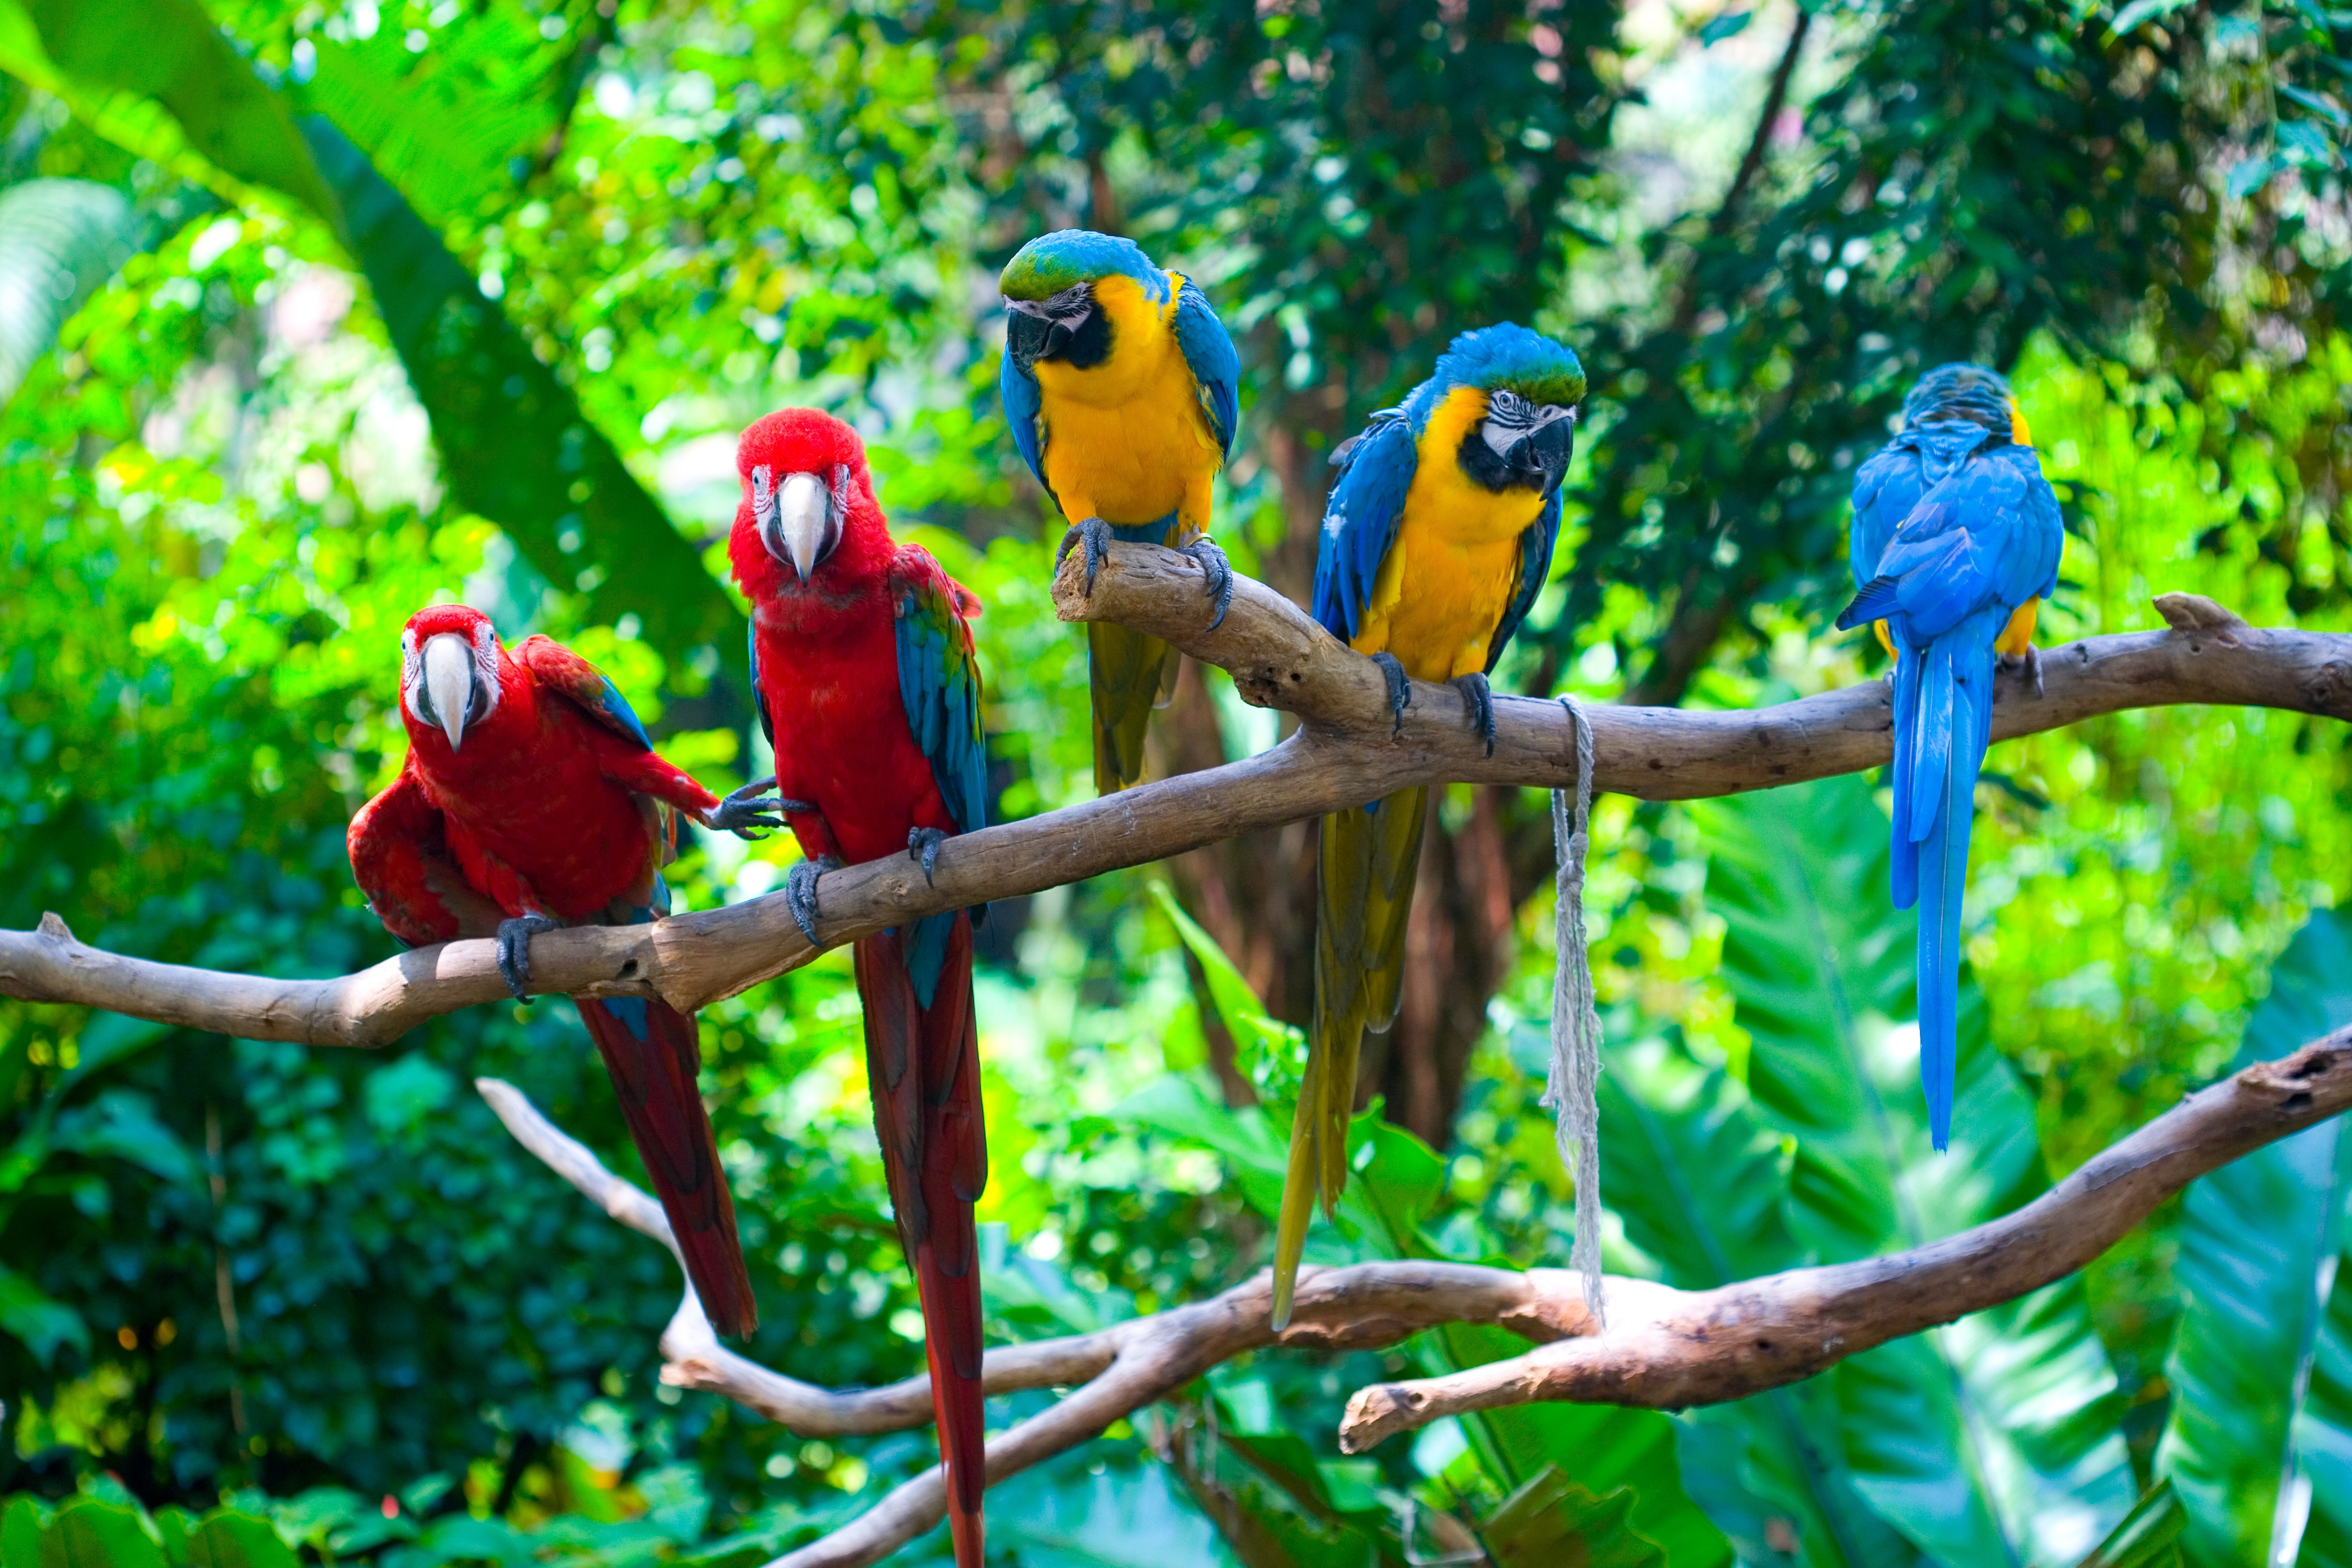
[{"xmin": 1486, "ymin": 390, "xmax": 1533, "ymax": 427}]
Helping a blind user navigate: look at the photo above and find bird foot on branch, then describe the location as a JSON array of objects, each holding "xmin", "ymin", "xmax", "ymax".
[
  {"xmin": 495, "ymin": 914, "xmax": 565, "ymax": 1001},
  {"xmin": 785, "ymin": 856, "xmax": 843, "ymax": 946},
  {"xmin": 708, "ymin": 776, "xmax": 796, "ymax": 839},
  {"xmin": 1454, "ymin": 672, "xmax": 1495, "ymax": 757},
  {"xmin": 1177, "ymin": 536, "xmax": 1234, "ymax": 631},
  {"xmin": 1999, "ymin": 644, "xmax": 2045, "ymax": 697},
  {"xmin": 907, "ymin": 828, "xmax": 947, "ymax": 887},
  {"xmin": 1056, "ymin": 516, "xmax": 1114, "ymax": 597},
  {"xmin": 1372, "ymin": 652, "xmax": 1411, "ymax": 736}
]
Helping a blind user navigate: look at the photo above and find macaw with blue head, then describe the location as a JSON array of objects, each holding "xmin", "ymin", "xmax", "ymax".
[
  {"xmin": 1836, "ymin": 363, "xmax": 2060, "ymax": 1149},
  {"xmin": 1277, "ymin": 323, "xmax": 1582, "ymax": 1326},
  {"xmin": 998, "ymin": 229, "xmax": 1242, "ymax": 795}
]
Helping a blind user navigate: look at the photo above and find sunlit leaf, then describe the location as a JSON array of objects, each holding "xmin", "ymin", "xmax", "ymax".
[
  {"xmin": 0, "ymin": 180, "xmax": 139, "ymax": 406},
  {"xmin": 2073, "ymin": 1481, "xmax": 2185, "ymax": 1568},
  {"xmin": 2153, "ymin": 909, "xmax": 2352, "ymax": 1567},
  {"xmin": 1695, "ymin": 777, "xmax": 2136, "ymax": 1564}
]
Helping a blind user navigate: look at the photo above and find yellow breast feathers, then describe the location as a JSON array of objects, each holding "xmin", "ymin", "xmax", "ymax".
[
  {"xmin": 1352, "ymin": 385, "xmax": 1547, "ymax": 683},
  {"xmin": 1033, "ymin": 272, "xmax": 1223, "ymax": 532}
]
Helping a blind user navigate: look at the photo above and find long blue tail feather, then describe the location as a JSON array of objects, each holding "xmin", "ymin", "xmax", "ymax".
[
  {"xmin": 1888, "ymin": 653, "xmax": 1921, "ymax": 911},
  {"xmin": 1912, "ymin": 641, "xmax": 1990, "ymax": 1151}
]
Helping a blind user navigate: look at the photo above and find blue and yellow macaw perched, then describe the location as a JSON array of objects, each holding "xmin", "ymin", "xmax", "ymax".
[
  {"xmin": 1835, "ymin": 363, "xmax": 2060, "ymax": 1150},
  {"xmin": 998, "ymin": 229, "xmax": 1242, "ymax": 795},
  {"xmin": 1279, "ymin": 324, "xmax": 1583, "ymax": 1326}
]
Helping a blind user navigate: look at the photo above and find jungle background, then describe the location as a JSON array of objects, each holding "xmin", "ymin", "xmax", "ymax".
[{"xmin": 1, "ymin": 0, "xmax": 2351, "ymax": 1561}]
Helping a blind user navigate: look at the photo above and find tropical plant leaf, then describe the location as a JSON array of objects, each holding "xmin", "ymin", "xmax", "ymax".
[
  {"xmin": 0, "ymin": 1263, "xmax": 86, "ymax": 1365},
  {"xmin": 4, "ymin": 0, "xmax": 336, "ymax": 219},
  {"xmin": 35, "ymin": 1498, "xmax": 166, "ymax": 1568},
  {"xmin": 0, "ymin": 179, "xmax": 140, "ymax": 406},
  {"xmin": 1481, "ymin": 1464, "xmax": 1666, "ymax": 1568},
  {"xmin": 1597, "ymin": 1029, "xmax": 1920, "ymax": 1566},
  {"xmin": 0, "ymin": 0, "xmax": 741, "ymax": 665},
  {"xmin": 298, "ymin": 116, "xmax": 739, "ymax": 660},
  {"xmin": 1691, "ymin": 776, "xmax": 2136, "ymax": 1565},
  {"xmin": 985, "ymin": 1459, "xmax": 1240, "ymax": 1568},
  {"xmin": 295, "ymin": 7, "xmax": 564, "ymax": 231},
  {"xmin": 3, "ymin": 1491, "xmax": 51, "ymax": 1568},
  {"xmin": 2073, "ymin": 1481, "xmax": 2185, "ymax": 1568},
  {"xmin": 1132, "ymin": 905, "xmax": 1731, "ymax": 1565},
  {"xmin": 2152, "ymin": 908, "xmax": 2352, "ymax": 1567}
]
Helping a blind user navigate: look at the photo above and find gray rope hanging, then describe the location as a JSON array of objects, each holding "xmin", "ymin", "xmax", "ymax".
[{"xmin": 1543, "ymin": 694, "xmax": 1605, "ymax": 1325}]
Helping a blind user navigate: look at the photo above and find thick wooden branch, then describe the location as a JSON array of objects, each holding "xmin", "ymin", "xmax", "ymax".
[
  {"xmin": 1, "ymin": 562, "xmax": 2344, "ymax": 1045},
  {"xmin": 480, "ymin": 1031, "xmax": 2352, "ymax": 1568}
]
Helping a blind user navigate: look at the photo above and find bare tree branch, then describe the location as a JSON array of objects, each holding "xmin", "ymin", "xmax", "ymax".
[
  {"xmin": 1, "ymin": 556, "xmax": 2343, "ymax": 1046},
  {"xmin": 478, "ymin": 1030, "xmax": 2352, "ymax": 1568}
]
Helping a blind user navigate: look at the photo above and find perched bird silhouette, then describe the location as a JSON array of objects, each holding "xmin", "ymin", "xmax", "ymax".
[
  {"xmin": 999, "ymin": 228, "xmax": 1241, "ymax": 794},
  {"xmin": 348, "ymin": 604, "xmax": 779, "ymax": 1337},
  {"xmin": 1284, "ymin": 325, "xmax": 1583, "ymax": 1326},
  {"xmin": 1836, "ymin": 363, "xmax": 2061, "ymax": 1148},
  {"xmin": 728, "ymin": 409, "xmax": 993, "ymax": 1567}
]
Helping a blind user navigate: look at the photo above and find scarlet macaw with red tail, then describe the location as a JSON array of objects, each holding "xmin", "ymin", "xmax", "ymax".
[
  {"xmin": 728, "ymin": 409, "xmax": 991, "ymax": 1567},
  {"xmin": 347, "ymin": 604, "xmax": 780, "ymax": 1337}
]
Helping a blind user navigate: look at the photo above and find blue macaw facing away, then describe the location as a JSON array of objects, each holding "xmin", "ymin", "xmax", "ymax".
[
  {"xmin": 998, "ymin": 228, "xmax": 1242, "ymax": 795},
  {"xmin": 1283, "ymin": 323, "xmax": 1582, "ymax": 1326},
  {"xmin": 1836, "ymin": 363, "xmax": 2061, "ymax": 1149}
]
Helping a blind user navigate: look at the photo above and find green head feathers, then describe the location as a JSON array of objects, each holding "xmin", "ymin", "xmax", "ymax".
[
  {"xmin": 1000, "ymin": 230, "xmax": 1168, "ymax": 303},
  {"xmin": 1434, "ymin": 323, "xmax": 1585, "ymax": 410}
]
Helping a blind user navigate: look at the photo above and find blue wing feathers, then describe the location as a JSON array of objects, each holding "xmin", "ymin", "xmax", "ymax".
[
  {"xmin": 1853, "ymin": 423, "xmax": 2062, "ymax": 1150},
  {"xmin": 1000, "ymin": 352, "xmax": 1048, "ymax": 493},
  {"xmin": 1488, "ymin": 489, "xmax": 1562, "ymax": 674},
  {"xmin": 1172, "ymin": 280, "xmax": 1241, "ymax": 459},
  {"xmin": 1312, "ymin": 417, "xmax": 1417, "ymax": 643},
  {"xmin": 594, "ymin": 678, "xmax": 655, "ymax": 751},
  {"xmin": 890, "ymin": 559, "xmax": 988, "ymax": 1011}
]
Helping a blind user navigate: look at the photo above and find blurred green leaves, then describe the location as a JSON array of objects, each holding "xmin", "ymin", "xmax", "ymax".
[
  {"xmin": 0, "ymin": 179, "xmax": 139, "ymax": 405},
  {"xmin": 0, "ymin": 0, "xmax": 735, "ymax": 663},
  {"xmin": 2155, "ymin": 909, "xmax": 2352, "ymax": 1566}
]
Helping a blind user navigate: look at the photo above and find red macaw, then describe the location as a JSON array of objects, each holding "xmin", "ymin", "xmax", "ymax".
[
  {"xmin": 347, "ymin": 604, "xmax": 779, "ymax": 1338},
  {"xmin": 728, "ymin": 409, "xmax": 992, "ymax": 1567}
]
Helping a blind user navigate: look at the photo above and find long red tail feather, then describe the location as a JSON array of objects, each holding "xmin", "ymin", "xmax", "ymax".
[
  {"xmin": 854, "ymin": 916, "xmax": 986, "ymax": 1567},
  {"xmin": 575, "ymin": 996, "xmax": 758, "ymax": 1338}
]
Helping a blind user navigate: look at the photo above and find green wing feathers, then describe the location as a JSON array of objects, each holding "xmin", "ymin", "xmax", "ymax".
[
  {"xmin": 1272, "ymin": 786, "xmax": 1430, "ymax": 1326},
  {"xmin": 1087, "ymin": 621, "xmax": 1179, "ymax": 796}
]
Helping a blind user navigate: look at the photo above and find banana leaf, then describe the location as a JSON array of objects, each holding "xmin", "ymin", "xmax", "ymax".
[
  {"xmin": 2152, "ymin": 908, "xmax": 2352, "ymax": 1566},
  {"xmin": 1686, "ymin": 776, "xmax": 2135, "ymax": 1564},
  {"xmin": 0, "ymin": 0, "xmax": 740, "ymax": 664}
]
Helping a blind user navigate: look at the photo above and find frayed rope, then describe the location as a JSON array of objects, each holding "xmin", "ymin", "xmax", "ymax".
[{"xmin": 1541, "ymin": 694, "xmax": 1605, "ymax": 1326}]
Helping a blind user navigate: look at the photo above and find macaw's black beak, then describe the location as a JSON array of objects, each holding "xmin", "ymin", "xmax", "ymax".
[
  {"xmin": 1005, "ymin": 304, "xmax": 1074, "ymax": 370},
  {"xmin": 1516, "ymin": 412, "xmax": 1577, "ymax": 494}
]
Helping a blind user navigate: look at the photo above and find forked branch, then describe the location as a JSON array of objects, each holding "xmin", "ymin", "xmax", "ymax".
[
  {"xmin": 2, "ymin": 559, "xmax": 2345, "ymax": 1046},
  {"xmin": 479, "ymin": 1029, "xmax": 2352, "ymax": 1568}
]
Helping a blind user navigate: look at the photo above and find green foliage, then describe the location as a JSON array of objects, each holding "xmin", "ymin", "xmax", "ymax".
[
  {"xmin": 2155, "ymin": 909, "xmax": 2352, "ymax": 1565},
  {"xmin": 1, "ymin": 0, "xmax": 2350, "ymax": 1562},
  {"xmin": 0, "ymin": 179, "xmax": 140, "ymax": 405},
  {"xmin": 2074, "ymin": 1482, "xmax": 2188, "ymax": 1568},
  {"xmin": 1, "ymin": 0, "xmax": 730, "ymax": 662}
]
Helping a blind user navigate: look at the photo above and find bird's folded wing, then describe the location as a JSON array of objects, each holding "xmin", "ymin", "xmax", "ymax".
[
  {"xmin": 348, "ymin": 768, "xmax": 505, "ymax": 945},
  {"xmin": 890, "ymin": 547, "xmax": 990, "ymax": 840},
  {"xmin": 1311, "ymin": 415, "xmax": 1419, "ymax": 644}
]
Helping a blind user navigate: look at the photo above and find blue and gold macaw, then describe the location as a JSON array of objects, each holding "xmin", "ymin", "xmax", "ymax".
[
  {"xmin": 998, "ymin": 229, "xmax": 1241, "ymax": 795},
  {"xmin": 1278, "ymin": 324, "xmax": 1583, "ymax": 1325},
  {"xmin": 1835, "ymin": 363, "xmax": 2060, "ymax": 1150}
]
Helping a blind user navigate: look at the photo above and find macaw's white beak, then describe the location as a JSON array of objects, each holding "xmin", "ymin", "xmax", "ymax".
[
  {"xmin": 766, "ymin": 468, "xmax": 838, "ymax": 580},
  {"xmin": 422, "ymin": 632, "xmax": 476, "ymax": 752}
]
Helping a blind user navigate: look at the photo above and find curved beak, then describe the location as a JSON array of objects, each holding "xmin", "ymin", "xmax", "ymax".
[
  {"xmin": 768, "ymin": 469, "xmax": 836, "ymax": 579},
  {"xmin": 421, "ymin": 632, "xmax": 476, "ymax": 752},
  {"xmin": 1004, "ymin": 301, "xmax": 1075, "ymax": 369},
  {"xmin": 1516, "ymin": 410, "xmax": 1578, "ymax": 493}
]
